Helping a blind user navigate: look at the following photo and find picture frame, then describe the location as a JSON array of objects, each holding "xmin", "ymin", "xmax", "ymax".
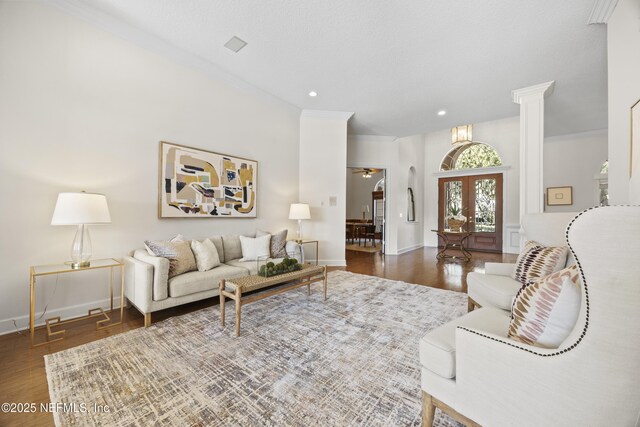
[
  {"xmin": 630, "ymin": 98, "xmax": 640, "ymax": 178},
  {"xmin": 158, "ymin": 141, "xmax": 258, "ymax": 218},
  {"xmin": 546, "ymin": 186, "xmax": 573, "ymax": 206}
]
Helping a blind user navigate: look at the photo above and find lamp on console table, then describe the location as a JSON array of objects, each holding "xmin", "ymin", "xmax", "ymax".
[
  {"xmin": 361, "ymin": 204, "xmax": 370, "ymax": 221},
  {"xmin": 51, "ymin": 191, "xmax": 111, "ymax": 269},
  {"xmin": 289, "ymin": 203, "xmax": 311, "ymax": 243}
]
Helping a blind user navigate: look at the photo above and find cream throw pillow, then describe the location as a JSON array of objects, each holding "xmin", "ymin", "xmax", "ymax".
[
  {"xmin": 239, "ymin": 234, "xmax": 271, "ymax": 261},
  {"xmin": 190, "ymin": 239, "xmax": 221, "ymax": 271},
  {"xmin": 509, "ymin": 265, "xmax": 581, "ymax": 348}
]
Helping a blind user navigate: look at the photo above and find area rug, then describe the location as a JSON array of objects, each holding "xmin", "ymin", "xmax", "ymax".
[
  {"xmin": 345, "ymin": 243, "xmax": 383, "ymax": 253},
  {"xmin": 45, "ymin": 271, "xmax": 467, "ymax": 427}
]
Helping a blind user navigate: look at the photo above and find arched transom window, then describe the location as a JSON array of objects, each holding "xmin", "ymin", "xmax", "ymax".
[{"xmin": 440, "ymin": 142, "xmax": 502, "ymax": 171}]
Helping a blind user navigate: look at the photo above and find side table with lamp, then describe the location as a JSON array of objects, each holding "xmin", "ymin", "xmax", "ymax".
[
  {"xmin": 29, "ymin": 191, "xmax": 123, "ymax": 347},
  {"xmin": 288, "ymin": 203, "xmax": 319, "ymax": 264}
]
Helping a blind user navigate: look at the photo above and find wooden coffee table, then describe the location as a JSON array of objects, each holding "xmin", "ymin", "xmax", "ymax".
[{"xmin": 219, "ymin": 264, "xmax": 327, "ymax": 336}]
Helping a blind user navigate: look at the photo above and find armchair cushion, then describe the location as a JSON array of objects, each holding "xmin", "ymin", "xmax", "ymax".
[
  {"xmin": 467, "ymin": 272, "xmax": 521, "ymax": 310},
  {"xmin": 419, "ymin": 308, "xmax": 510, "ymax": 379},
  {"xmin": 509, "ymin": 265, "xmax": 581, "ymax": 348},
  {"xmin": 513, "ymin": 240, "xmax": 568, "ymax": 285}
]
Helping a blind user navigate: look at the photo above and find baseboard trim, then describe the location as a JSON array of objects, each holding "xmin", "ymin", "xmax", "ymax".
[
  {"xmin": 0, "ymin": 297, "xmax": 122, "ymax": 336},
  {"xmin": 396, "ymin": 243, "xmax": 424, "ymax": 255},
  {"xmin": 319, "ymin": 260, "xmax": 347, "ymax": 267}
]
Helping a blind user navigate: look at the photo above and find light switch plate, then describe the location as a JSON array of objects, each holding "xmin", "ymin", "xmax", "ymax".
[{"xmin": 329, "ymin": 196, "xmax": 337, "ymax": 206}]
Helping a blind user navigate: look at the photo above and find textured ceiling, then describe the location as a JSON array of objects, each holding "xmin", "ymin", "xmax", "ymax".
[{"xmin": 70, "ymin": 0, "xmax": 608, "ymax": 137}]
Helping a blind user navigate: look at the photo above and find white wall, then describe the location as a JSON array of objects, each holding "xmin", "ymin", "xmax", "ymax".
[
  {"xmin": 346, "ymin": 169, "xmax": 384, "ymax": 219},
  {"xmin": 424, "ymin": 117, "xmax": 521, "ymax": 250},
  {"xmin": 544, "ymin": 130, "xmax": 608, "ymax": 212},
  {"xmin": 0, "ymin": 2, "xmax": 301, "ymax": 334},
  {"xmin": 608, "ymin": 0, "xmax": 640, "ymax": 203},
  {"xmin": 396, "ymin": 134, "xmax": 426, "ymax": 253},
  {"xmin": 299, "ymin": 111, "xmax": 353, "ymax": 265},
  {"xmin": 347, "ymin": 135, "xmax": 399, "ymax": 253},
  {"xmin": 347, "ymin": 134, "xmax": 426, "ymax": 254}
]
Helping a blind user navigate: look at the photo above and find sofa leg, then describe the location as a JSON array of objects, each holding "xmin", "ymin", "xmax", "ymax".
[
  {"xmin": 144, "ymin": 313, "xmax": 152, "ymax": 327},
  {"xmin": 422, "ymin": 392, "xmax": 436, "ymax": 427}
]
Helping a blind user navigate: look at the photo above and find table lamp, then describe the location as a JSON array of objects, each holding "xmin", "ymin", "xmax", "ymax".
[
  {"xmin": 51, "ymin": 191, "xmax": 112, "ymax": 269},
  {"xmin": 289, "ymin": 203, "xmax": 311, "ymax": 242},
  {"xmin": 361, "ymin": 204, "xmax": 370, "ymax": 221}
]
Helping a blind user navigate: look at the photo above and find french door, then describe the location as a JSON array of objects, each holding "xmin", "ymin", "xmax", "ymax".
[{"xmin": 438, "ymin": 173, "xmax": 503, "ymax": 252}]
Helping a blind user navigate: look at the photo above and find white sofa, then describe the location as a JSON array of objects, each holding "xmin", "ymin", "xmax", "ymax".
[
  {"xmin": 124, "ymin": 234, "xmax": 302, "ymax": 326},
  {"xmin": 419, "ymin": 206, "xmax": 640, "ymax": 426},
  {"xmin": 467, "ymin": 212, "xmax": 577, "ymax": 312}
]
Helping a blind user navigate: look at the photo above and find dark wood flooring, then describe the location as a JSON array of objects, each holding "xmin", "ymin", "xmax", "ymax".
[{"xmin": 0, "ymin": 247, "xmax": 516, "ymax": 427}]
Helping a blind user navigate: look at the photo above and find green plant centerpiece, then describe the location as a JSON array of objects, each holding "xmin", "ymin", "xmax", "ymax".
[{"xmin": 258, "ymin": 257, "xmax": 301, "ymax": 277}]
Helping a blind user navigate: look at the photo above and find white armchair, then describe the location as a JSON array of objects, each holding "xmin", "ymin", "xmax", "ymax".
[
  {"xmin": 421, "ymin": 206, "xmax": 640, "ymax": 426},
  {"xmin": 467, "ymin": 212, "xmax": 576, "ymax": 312}
]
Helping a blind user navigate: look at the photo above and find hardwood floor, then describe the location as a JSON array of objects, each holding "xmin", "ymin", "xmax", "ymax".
[{"xmin": 0, "ymin": 247, "xmax": 516, "ymax": 427}]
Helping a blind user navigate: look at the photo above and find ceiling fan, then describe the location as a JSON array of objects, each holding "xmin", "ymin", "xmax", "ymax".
[{"xmin": 352, "ymin": 168, "xmax": 381, "ymax": 178}]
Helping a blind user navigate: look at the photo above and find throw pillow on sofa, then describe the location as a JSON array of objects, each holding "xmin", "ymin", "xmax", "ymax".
[
  {"xmin": 256, "ymin": 229, "xmax": 288, "ymax": 258},
  {"xmin": 144, "ymin": 239, "xmax": 197, "ymax": 278},
  {"xmin": 144, "ymin": 234, "xmax": 184, "ymax": 256},
  {"xmin": 512, "ymin": 240, "xmax": 568, "ymax": 285},
  {"xmin": 190, "ymin": 238, "xmax": 221, "ymax": 271},
  {"xmin": 508, "ymin": 265, "xmax": 581, "ymax": 348},
  {"xmin": 239, "ymin": 234, "xmax": 271, "ymax": 261}
]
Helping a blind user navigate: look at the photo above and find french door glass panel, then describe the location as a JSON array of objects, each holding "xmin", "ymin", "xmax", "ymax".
[{"xmin": 474, "ymin": 178, "xmax": 496, "ymax": 233}]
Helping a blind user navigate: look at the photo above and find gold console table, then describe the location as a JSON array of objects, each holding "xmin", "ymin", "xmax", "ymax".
[
  {"xmin": 29, "ymin": 258, "xmax": 124, "ymax": 347},
  {"xmin": 432, "ymin": 229, "xmax": 473, "ymax": 263}
]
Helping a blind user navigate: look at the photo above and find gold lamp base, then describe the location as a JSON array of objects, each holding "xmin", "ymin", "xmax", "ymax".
[{"xmin": 69, "ymin": 261, "xmax": 90, "ymax": 269}]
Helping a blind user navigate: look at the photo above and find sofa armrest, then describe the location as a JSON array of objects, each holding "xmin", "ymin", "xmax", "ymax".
[
  {"xmin": 484, "ymin": 262, "xmax": 516, "ymax": 276},
  {"xmin": 285, "ymin": 240, "xmax": 304, "ymax": 263},
  {"xmin": 123, "ymin": 256, "xmax": 154, "ymax": 314},
  {"xmin": 132, "ymin": 249, "xmax": 169, "ymax": 301}
]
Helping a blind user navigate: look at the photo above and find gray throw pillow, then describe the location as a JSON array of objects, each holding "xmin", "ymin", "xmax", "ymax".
[
  {"xmin": 144, "ymin": 239, "xmax": 197, "ymax": 278},
  {"xmin": 257, "ymin": 229, "xmax": 288, "ymax": 258}
]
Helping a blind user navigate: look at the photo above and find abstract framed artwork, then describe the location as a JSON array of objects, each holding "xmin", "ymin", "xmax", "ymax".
[
  {"xmin": 159, "ymin": 141, "xmax": 257, "ymax": 218},
  {"xmin": 631, "ymin": 98, "xmax": 640, "ymax": 178},
  {"xmin": 546, "ymin": 186, "xmax": 573, "ymax": 206}
]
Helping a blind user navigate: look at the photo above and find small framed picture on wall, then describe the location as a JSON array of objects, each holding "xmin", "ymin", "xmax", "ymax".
[{"xmin": 546, "ymin": 186, "xmax": 573, "ymax": 206}]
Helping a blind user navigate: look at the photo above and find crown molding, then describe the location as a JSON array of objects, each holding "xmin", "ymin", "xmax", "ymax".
[
  {"xmin": 587, "ymin": 0, "xmax": 619, "ymax": 24},
  {"xmin": 511, "ymin": 81, "xmax": 555, "ymax": 104},
  {"xmin": 300, "ymin": 110, "xmax": 354, "ymax": 121},
  {"xmin": 41, "ymin": 0, "xmax": 301, "ymax": 116}
]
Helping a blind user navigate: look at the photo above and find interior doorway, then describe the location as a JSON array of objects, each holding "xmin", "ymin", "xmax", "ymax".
[
  {"xmin": 438, "ymin": 173, "xmax": 503, "ymax": 252},
  {"xmin": 346, "ymin": 167, "xmax": 386, "ymax": 254}
]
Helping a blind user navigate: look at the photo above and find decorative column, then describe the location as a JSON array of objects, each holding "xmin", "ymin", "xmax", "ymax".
[{"xmin": 512, "ymin": 81, "xmax": 555, "ymax": 219}]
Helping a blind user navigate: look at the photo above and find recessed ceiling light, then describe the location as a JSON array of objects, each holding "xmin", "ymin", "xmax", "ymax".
[
  {"xmin": 224, "ymin": 36, "xmax": 247, "ymax": 53},
  {"xmin": 437, "ymin": 110, "xmax": 447, "ymax": 116},
  {"xmin": 309, "ymin": 91, "xmax": 318, "ymax": 97}
]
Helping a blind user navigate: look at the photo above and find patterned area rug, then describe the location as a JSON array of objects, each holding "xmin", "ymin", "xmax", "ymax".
[
  {"xmin": 345, "ymin": 243, "xmax": 383, "ymax": 253},
  {"xmin": 46, "ymin": 271, "xmax": 466, "ymax": 426}
]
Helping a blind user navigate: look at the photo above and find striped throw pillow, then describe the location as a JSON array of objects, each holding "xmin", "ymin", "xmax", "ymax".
[
  {"xmin": 512, "ymin": 240, "xmax": 568, "ymax": 285},
  {"xmin": 508, "ymin": 265, "xmax": 581, "ymax": 348}
]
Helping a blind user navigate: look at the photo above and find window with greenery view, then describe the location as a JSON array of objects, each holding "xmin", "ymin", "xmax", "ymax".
[{"xmin": 440, "ymin": 143, "xmax": 502, "ymax": 171}]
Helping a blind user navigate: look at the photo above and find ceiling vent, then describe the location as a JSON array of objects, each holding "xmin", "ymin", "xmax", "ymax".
[{"xmin": 224, "ymin": 36, "xmax": 247, "ymax": 53}]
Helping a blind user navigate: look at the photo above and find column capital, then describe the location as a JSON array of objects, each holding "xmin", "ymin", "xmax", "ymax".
[{"xmin": 511, "ymin": 81, "xmax": 555, "ymax": 104}]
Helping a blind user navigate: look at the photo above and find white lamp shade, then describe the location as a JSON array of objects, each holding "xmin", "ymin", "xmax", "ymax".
[
  {"xmin": 288, "ymin": 203, "xmax": 311, "ymax": 220},
  {"xmin": 51, "ymin": 192, "xmax": 112, "ymax": 225}
]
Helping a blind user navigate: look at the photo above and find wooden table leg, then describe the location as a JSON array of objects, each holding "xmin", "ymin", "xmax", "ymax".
[
  {"xmin": 219, "ymin": 279, "xmax": 225, "ymax": 326},
  {"xmin": 30, "ymin": 273, "xmax": 35, "ymax": 347},
  {"xmin": 323, "ymin": 266, "xmax": 328, "ymax": 301},
  {"xmin": 235, "ymin": 286, "xmax": 242, "ymax": 337},
  {"xmin": 307, "ymin": 281, "xmax": 311, "ymax": 296}
]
